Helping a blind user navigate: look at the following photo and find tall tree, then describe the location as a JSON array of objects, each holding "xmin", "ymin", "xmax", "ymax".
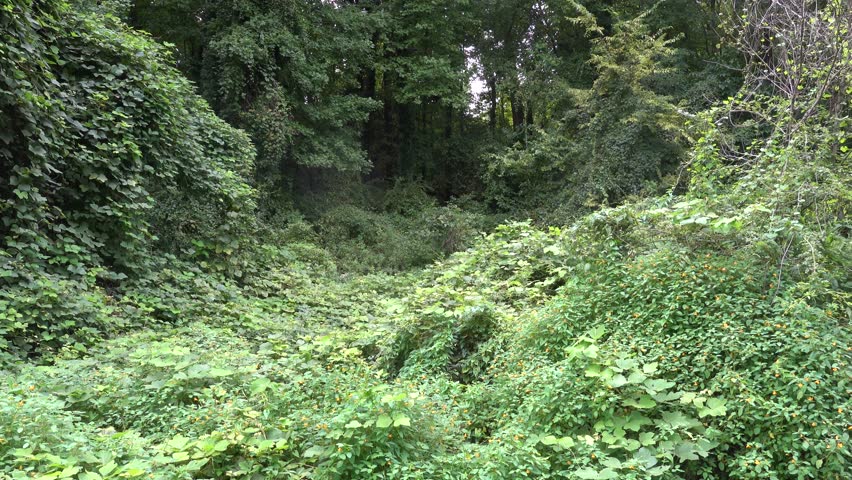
[{"xmin": 131, "ymin": 0, "xmax": 379, "ymax": 197}]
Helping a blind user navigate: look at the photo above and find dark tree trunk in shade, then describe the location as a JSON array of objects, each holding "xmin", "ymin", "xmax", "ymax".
[
  {"xmin": 510, "ymin": 92, "xmax": 524, "ymax": 131},
  {"xmin": 488, "ymin": 76, "xmax": 497, "ymax": 133}
]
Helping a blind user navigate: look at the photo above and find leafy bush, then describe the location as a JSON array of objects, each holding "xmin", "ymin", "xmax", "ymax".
[
  {"xmin": 0, "ymin": 267, "xmax": 114, "ymax": 359},
  {"xmin": 484, "ymin": 16, "xmax": 688, "ymax": 218},
  {"xmin": 0, "ymin": 0, "xmax": 256, "ymax": 357},
  {"xmin": 317, "ymin": 201, "xmax": 488, "ymax": 273},
  {"xmin": 382, "ymin": 195, "xmax": 849, "ymax": 479}
]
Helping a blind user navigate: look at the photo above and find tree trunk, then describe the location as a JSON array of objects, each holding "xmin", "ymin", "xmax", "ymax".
[
  {"xmin": 488, "ymin": 76, "xmax": 497, "ymax": 133},
  {"xmin": 510, "ymin": 92, "xmax": 524, "ymax": 130}
]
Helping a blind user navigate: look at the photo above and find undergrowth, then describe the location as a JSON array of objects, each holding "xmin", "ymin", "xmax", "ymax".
[{"xmin": 3, "ymin": 199, "xmax": 849, "ymax": 478}]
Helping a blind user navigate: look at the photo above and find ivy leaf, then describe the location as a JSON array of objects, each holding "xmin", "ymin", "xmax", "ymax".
[
  {"xmin": 634, "ymin": 447, "xmax": 658, "ymax": 468},
  {"xmin": 638, "ymin": 432, "xmax": 656, "ymax": 446},
  {"xmin": 643, "ymin": 379, "xmax": 675, "ymax": 394},
  {"xmin": 680, "ymin": 392, "xmax": 697, "ymax": 404},
  {"xmin": 392, "ymin": 414, "xmax": 411, "ymax": 427},
  {"xmin": 376, "ymin": 414, "xmax": 393, "ymax": 428},
  {"xmin": 302, "ymin": 445, "xmax": 325, "ymax": 458},
  {"xmin": 623, "ymin": 395, "xmax": 657, "ymax": 409},
  {"xmin": 609, "ymin": 374, "xmax": 628, "ymax": 388},
  {"xmin": 674, "ymin": 442, "xmax": 699, "ymax": 461},
  {"xmin": 698, "ymin": 397, "xmax": 727, "ymax": 417},
  {"xmin": 250, "ymin": 377, "xmax": 272, "ymax": 394},
  {"xmin": 660, "ymin": 411, "xmax": 701, "ymax": 429},
  {"xmin": 627, "ymin": 371, "xmax": 647, "ymax": 384},
  {"xmin": 575, "ymin": 467, "xmax": 619, "ymax": 479}
]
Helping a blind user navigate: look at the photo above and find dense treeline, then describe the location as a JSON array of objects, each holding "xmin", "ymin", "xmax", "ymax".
[
  {"xmin": 1, "ymin": 0, "xmax": 850, "ymax": 479},
  {"xmin": 125, "ymin": 0, "xmax": 737, "ymax": 211}
]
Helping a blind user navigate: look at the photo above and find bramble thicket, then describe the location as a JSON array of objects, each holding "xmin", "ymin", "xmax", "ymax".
[{"xmin": 1, "ymin": 0, "xmax": 850, "ymax": 479}]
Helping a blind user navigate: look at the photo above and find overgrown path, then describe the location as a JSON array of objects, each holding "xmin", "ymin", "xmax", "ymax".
[{"xmin": 5, "ymin": 222, "xmax": 850, "ymax": 479}]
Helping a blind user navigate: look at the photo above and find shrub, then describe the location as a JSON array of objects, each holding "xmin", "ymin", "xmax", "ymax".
[
  {"xmin": 0, "ymin": 0, "xmax": 256, "ymax": 357},
  {"xmin": 317, "ymin": 203, "xmax": 486, "ymax": 273}
]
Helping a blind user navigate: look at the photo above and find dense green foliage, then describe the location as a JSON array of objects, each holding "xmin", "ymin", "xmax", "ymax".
[
  {"xmin": 1, "ymin": 0, "xmax": 850, "ymax": 479},
  {"xmin": 125, "ymin": 0, "xmax": 739, "ymax": 218},
  {"xmin": 0, "ymin": 0, "xmax": 257, "ymax": 358}
]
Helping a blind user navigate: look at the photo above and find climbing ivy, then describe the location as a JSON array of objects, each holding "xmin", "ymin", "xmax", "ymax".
[{"xmin": 0, "ymin": 0, "xmax": 256, "ymax": 357}]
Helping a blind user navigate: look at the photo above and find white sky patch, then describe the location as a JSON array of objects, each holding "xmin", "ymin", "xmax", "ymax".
[{"xmin": 465, "ymin": 46, "xmax": 487, "ymax": 115}]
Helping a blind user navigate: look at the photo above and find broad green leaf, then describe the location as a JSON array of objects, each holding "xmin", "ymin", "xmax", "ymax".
[
  {"xmin": 623, "ymin": 395, "xmax": 656, "ymax": 409},
  {"xmin": 98, "ymin": 461, "xmax": 117, "ymax": 477},
  {"xmin": 542, "ymin": 435, "xmax": 575, "ymax": 449},
  {"xmin": 698, "ymin": 397, "xmax": 727, "ymax": 417},
  {"xmin": 609, "ymin": 374, "xmax": 628, "ymax": 388},
  {"xmin": 250, "ymin": 377, "xmax": 272, "ymax": 394},
  {"xmin": 58, "ymin": 467, "xmax": 81, "ymax": 478},
  {"xmin": 627, "ymin": 371, "xmax": 647, "ymax": 384},
  {"xmin": 589, "ymin": 326, "xmax": 606, "ymax": 340},
  {"xmin": 120, "ymin": 467, "xmax": 146, "ymax": 477},
  {"xmin": 660, "ymin": 411, "xmax": 701, "ymax": 429},
  {"xmin": 376, "ymin": 414, "xmax": 393, "ymax": 428},
  {"xmin": 643, "ymin": 379, "xmax": 675, "ymax": 394},
  {"xmin": 302, "ymin": 446, "xmax": 325, "ymax": 458},
  {"xmin": 186, "ymin": 459, "xmax": 209, "ymax": 470},
  {"xmin": 167, "ymin": 436, "xmax": 189, "ymax": 450},
  {"xmin": 674, "ymin": 442, "xmax": 698, "ymax": 461},
  {"xmin": 575, "ymin": 467, "xmax": 618, "ymax": 479},
  {"xmin": 634, "ymin": 447, "xmax": 658, "ymax": 468},
  {"xmin": 623, "ymin": 439, "xmax": 641, "ymax": 451},
  {"xmin": 639, "ymin": 432, "xmax": 656, "ymax": 446},
  {"xmin": 557, "ymin": 437, "xmax": 575, "ymax": 449},
  {"xmin": 624, "ymin": 412, "xmax": 652, "ymax": 431},
  {"xmin": 615, "ymin": 358, "xmax": 638, "ymax": 371},
  {"xmin": 393, "ymin": 414, "xmax": 411, "ymax": 427}
]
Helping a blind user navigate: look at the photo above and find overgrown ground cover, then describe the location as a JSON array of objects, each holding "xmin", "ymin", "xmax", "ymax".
[{"xmin": 3, "ymin": 201, "xmax": 850, "ymax": 479}]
